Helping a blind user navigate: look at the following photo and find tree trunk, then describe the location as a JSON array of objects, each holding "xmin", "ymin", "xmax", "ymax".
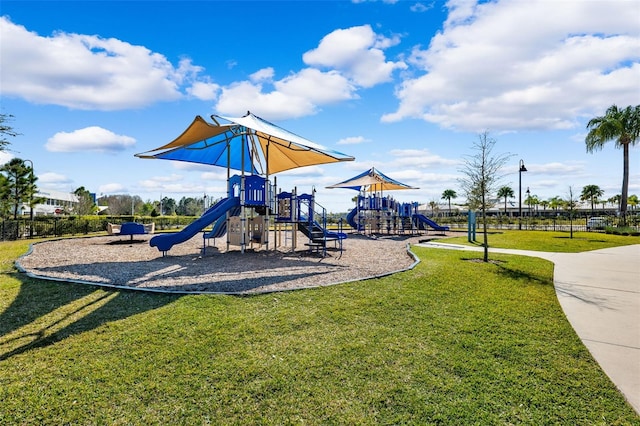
[
  {"xmin": 621, "ymin": 142, "xmax": 629, "ymax": 224},
  {"xmin": 482, "ymin": 194, "xmax": 488, "ymax": 262}
]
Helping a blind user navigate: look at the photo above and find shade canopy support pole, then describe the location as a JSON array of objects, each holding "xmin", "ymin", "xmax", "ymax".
[{"xmin": 240, "ymin": 131, "xmax": 246, "ymax": 254}]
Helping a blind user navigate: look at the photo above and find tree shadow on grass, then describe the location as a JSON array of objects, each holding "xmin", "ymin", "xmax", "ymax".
[
  {"xmin": 460, "ymin": 257, "xmax": 552, "ymax": 286},
  {"xmin": 552, "ymin": 235, "xmax": 612, "ymax": 244},
  {"xmin": 0, "ymin": 273, "xmax": 180, "ymax": 361},
  {"xmin": 494, "ymin": 262, "xmax": 552, "ymax": 286}
]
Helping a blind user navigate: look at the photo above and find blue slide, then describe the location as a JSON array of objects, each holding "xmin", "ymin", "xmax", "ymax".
[
  {"xmin": 346, "ymin": 207, "xmax": 361, "ymax": 230},
  {"xmin": 204, "ymin": 205, "xmax": 241, "ymax": 240},
  {"xmin": 413, "ymin": 214, "xmax": 450, "ymax": 232},
  {"xmin": 151, "ymin": 197, "xmax": 240, "ymax": 253}
]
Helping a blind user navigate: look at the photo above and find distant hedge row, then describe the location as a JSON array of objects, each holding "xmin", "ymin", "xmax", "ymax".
[{"xmin": 0, "ymin": 215, "xmax": 198, "ymax": 241}]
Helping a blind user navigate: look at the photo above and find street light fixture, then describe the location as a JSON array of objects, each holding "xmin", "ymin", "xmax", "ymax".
[{"xmin": 518, "ymin": 159, "xmax": 527, "ymax": 230}]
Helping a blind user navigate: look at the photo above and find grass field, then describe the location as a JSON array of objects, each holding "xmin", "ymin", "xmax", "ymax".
[
  {"xmin": 1, "ymin": 235, "xmax": 639, "ymax": 424},
  {"xmin": 443, "ymin": 229, "xmax": 639, "ymax": 252}
]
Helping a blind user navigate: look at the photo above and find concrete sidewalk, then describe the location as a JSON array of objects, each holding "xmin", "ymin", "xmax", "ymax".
[{"xmin": 417, "ymin": 241, "xmax": 640, "ymax": 414}]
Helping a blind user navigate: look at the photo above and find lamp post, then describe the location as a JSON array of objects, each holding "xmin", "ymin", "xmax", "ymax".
[{"xmin": 518, "ymin": 159, "xmax": 527, "ymax": 230}]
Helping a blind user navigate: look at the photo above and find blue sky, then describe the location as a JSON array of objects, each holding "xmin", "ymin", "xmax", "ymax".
[{"xmin": 1, "ymin": 0, "xmax": 638, "ymax": 213}]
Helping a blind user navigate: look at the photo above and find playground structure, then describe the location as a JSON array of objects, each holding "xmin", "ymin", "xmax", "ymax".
[
  {"xmin": 347, "ymin": 193, "xmax": 449, "ymax": 235},
  {"xmin": 327, "ymin": 167, "xmax": 449, "ymax": 236},
  {"xmin": 275, "ymin": 189, "xmax": 347, "ymax": 255},
  {"xmin": 136, "ymin": 112, "xmax": 356, "ymax": 257},
  {"xmin": 149, "ymin": 174, "xmax": 345, "ymax": 256}
]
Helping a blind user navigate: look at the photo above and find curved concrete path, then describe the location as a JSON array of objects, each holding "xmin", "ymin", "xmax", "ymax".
[{"xmin": 417, "ymin": 241, "xmax": 640, "ymax": 414}]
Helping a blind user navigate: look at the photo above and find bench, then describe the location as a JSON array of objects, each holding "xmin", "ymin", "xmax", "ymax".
[{"xmin": 107, "ymin": 222, "xmax": 155, "ymax": 240}]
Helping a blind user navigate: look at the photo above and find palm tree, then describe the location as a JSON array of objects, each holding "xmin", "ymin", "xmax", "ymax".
[
  {"xmin": 549, "ymin": 196, "xmax": 563, "ymax": 215},
  {"xmin": 580, "ymin": 184, "xmax": 604, "ymax": 216},
  {"xmin": 525, "ymin": 193, "xmax": 540, "ymax": 217},
  {"xmin": 586, "ymin": 104, "xmax": 640, "ymax": 221},
  {"xmin": 628, "ymin": 194, "xmax": 638, "ymax": 212},
  {"xmin": 496, "ymin": 186, "xmax": 514, "ymax": 215},
  {"xmin": 441, "ymin": 189, "xmax": 457, "ymax": 216},
  {"xmin": 600, "ymin": 199, "xmax": 607, "ymax": 211},
  {"xmin": 608, "ymin": 194, "xmax": 621, "ymax": 211},
  {"xmin": 540, "ymin": 200, "xmax": 549, "ymax": 212},
  {"xmin": 428, "ymin": 200, "xmax": 440, "ymax": 217}
]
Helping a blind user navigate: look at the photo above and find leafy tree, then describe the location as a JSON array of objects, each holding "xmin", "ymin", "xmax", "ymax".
[
  {"xmin": 160, "ymin": 196, "xmax": 177, "ymax": 215},
  {"xmin": 539, "ymin": 199, "xmax": 549, "ymax": 212},
  {"xmin": 98, "ymin": 194, "xmax": 142, "ymax": 215},
  {"xmin": 459, "ymin": 132, "xmax": 511, "ymax": 262},
  {"xmin": 585, "ymin": 104, "xmax": 640, "ymax": 221},
  {"xmin": 549, "ymin": 196, "xmax": 563, "ymax": 215},
  {"xmin": 580, "ymin": 184, "xmax": 604, "ymax": 217},
  {"xmin": 0, "ymin": 173, "xmax": 11, "ymax": 219},
  {"xmin": 496, "ymin": 186, "xmax": 514, "ymax": 215},
  {"xmin": 0, "ymin": 158, "xmax": 40, "ymax": 219},
  {"xmin": 140, "ymin": 200, "xmax": 157, "ymax": 216},
  {"xmin": 177, "ymin": 196, "xmax": 202, "ymax": 216},
  {"xmin": 0, "ymin": 113, "xmax": 20, "ymax": 152},
  {"xmin": 441, "ymin": 189, "xmax": 457, "ymax": 216},
  {"xmin": 73, "ymin": 186, "xmax": 97, "ymax": 215}
]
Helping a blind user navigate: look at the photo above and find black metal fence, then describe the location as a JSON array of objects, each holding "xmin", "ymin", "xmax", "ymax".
[
  {"xmin": 2, "ymin": 213, "xmax": 638, "ymax": 242},
  {"xmin": 0, "ymin": 216, "xmax": 199, "ymax": 241},
  {"xmin": 434, "ymin": 214, "xmax": 640, "ymax": 234}
]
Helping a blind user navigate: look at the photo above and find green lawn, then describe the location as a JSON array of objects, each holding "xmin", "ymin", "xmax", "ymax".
[
  {"xmin": 442, "ymin": 229, "xmax": 640, "ymax": 252},
  {"xmin": 1, "ymin": 238, "xmax": 638, "ymax": 424}
]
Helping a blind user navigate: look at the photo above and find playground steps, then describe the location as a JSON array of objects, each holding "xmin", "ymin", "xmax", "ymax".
[{"xmin": 298, "ymin": 222, "xmax": 337, "ymax": 246}]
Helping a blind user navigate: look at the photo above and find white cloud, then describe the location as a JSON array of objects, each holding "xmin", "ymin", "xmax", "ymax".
[
  {"xmin": 278, "ymin": 165, "xmax": 325, "ymax": 177},
  {"xmin": 214, "ymin": 24, "xmax": 408, "ymax": 119},
  {"xmin": 337, "ymin": 136, "xmax": 370, "ymax": 145},
  {"xmin": 187, "ymin": 81, "xmax": 220, "ymax": 101},
  {"xmin": 143, "ymin": 174, "xmax": 184, "ymax": 183},
  {"xmin": 521, "ymin": 161, "xmax": 586, "ymax": 176},
  {"xmin": 250, "ymin": 68, "xmax": 275, "ymax": 82},
  {"xmin": 303, "ymin": 25, "xmax": 407, "ymax": 87},
  {"xmin": 0, "ymin": 151, "xmax": 14, "ymax": 166},
  {"xmin": 215, "ymin": 80, "xmax": 318, "ymax": 119},
  {"xmin": 0, "ymin": 17, "xmax": 209, "ymax": 110},
  {"xmin": 46, "ymin": 126, "xmax": 136, "ymax": 153},
  {"xmin": 137, "ymin": 178, "xmax": 205, "ymax": 194},
  {"xmin": 99, "ymin": 183, "xmax": 126, "ymax": 194},
  {"xmin": 201, "ymin": 170, "xmax": 229, "ymax": 181},
  {"xmin": 134, "ymin": 173, "xmax": 226, "ymax": 197},
  {"xmin": 38, "ymin": 172, "xmax": 73, "ymax": 187},
  {"xmin": 382, "ymin": 0, "xmax": 640, "ymax": 131},
  {"xmin": 388, "ymin": 148, "xmax": 461, "ymax": 168},
  {"xmin": 215, "ymin": 68, "xmax": 356, "ymax": 119},
  {"xmin": 276, "ymin": 68, "xmax": 356, "ymax": 104},
  {"xmin": 410, "ymin": 2, "xmax": 435, "ymax": 13}
]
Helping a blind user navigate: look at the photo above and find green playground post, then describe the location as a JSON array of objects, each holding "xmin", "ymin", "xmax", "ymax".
[{"xmin": 468, "ymin": 210, "xmax": 476, "ymax": 242}]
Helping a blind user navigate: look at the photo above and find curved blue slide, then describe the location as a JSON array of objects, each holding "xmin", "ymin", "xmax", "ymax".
[
  {"xmin": 413, "ymin": 214, "xmax": 449, "ymax": 232},
  {"xmin": 204, "ymin": 205, "xmax": 241, "ymax": 240},
  {"xmin": 151, "ymin": 197, "xmax": 240, "ymax": 253},
  {"xmin": 346, "ymin": 207, "xmax": 360, "ymax": 230}
]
